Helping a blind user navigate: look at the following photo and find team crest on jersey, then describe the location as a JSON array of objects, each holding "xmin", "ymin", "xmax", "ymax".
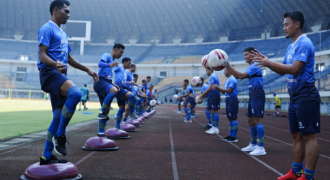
[{"xmin": 108, "ymin": 75, "xmax": 111, "ymax": 79}]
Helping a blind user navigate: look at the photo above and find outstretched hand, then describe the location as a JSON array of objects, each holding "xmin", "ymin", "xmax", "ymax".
[
  {"xmin": 87, "ymin": 69, "xmax": 99, "ymax": 83},
  {"xmin": 251, "ymin": 49, "xmax": 271, "ymax": 69}
]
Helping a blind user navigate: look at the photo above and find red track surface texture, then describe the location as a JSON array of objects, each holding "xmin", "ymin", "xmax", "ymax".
[{"xmin": 0, "ymin": 105, "xmax": 329, "ymax": 179}]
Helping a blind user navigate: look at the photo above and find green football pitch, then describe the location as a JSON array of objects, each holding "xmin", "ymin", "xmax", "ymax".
[{"xmin": 0, "ymin": 99, "xmax": 118, "ymax": 140}]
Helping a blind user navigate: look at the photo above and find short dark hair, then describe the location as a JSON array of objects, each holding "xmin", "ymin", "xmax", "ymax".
[
  {"xmin": 113, "ymin": 43, "xmax": 125, "ymax": 50},
  {"xmin": 122, "ymin": 57, "xmax": 131, "ymax": 63},
  {"xmin": 284, "ymin": 11, "xmax": 305, "ymax": 30},
  {"xmin": 50, "ymin": 0, "xmax": 70, "ymax": 15},
  {"xmin": 206, "ymin": 67, "xmax": 213, "ymax": 71},
  {"xmin": 130, "ymin": 64, "xmax": 136, "ymax": 68},
  {"xmin": 244, "ymin": 47, "xmax": 255, "ymax": 53},
  {"xmin": 84, "ymin": 84, "xmax": 87, "ymax": 87},
  {"xmin": 184, "ymin": 79, "xmax": 189, "ymax": 84},
  {"xmin": 133, "ymin": 74, "xmax": 138, "ymax": 78},
  {"xmin": 142, "ymin": 79, "xmax": 146, "ymax": 83},
  {"xmin": 147, "ymin": 76, "xmax": 151, "ymax": 79}
]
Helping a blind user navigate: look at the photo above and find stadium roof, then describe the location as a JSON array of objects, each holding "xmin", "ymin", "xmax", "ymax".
[{"xmin": 0, "ymin": 0, "xmax": 329, "ymax": 43}]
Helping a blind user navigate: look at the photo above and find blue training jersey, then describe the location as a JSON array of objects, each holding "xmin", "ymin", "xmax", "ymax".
[
  {"xmin": 125, "ymin": 70, "xmax": 133, "ymax": 91},
  {"xmin": 138, "ymin": 85, "xmax": 144, "ymax": 95},
  {"xmin": 98, "ymin": 53, "xmax": 114, "ymax": 80},
  {"xmin": 225, "ymin": 75, "xmax": 238, "ymax": 100},
  {"xmin": 209, "ymin": 73, "xmax": 220, "ymax": 98},
  {"xmin": 185, "ymin": 85, "xmax": 195, "ymax": 95},
  {"xmin": 114, "ymin": 65, "xmax": 127, "ymax": 88},
  {"xmin": 143, "ymin": 83, "xmax": 148, "ymax": 93},
  {"xmin": 37, "ymin": 21, "xmax": 71, "ymax": 69},
  {"xmin": 132, "ymin": 85, "xmax": 138, "ymax": 95},
  {"xmin": 283, "ymin": 35, "xmax": 320, "ymax": 103},
  {"xmin": 201, "ymin": 82, "xmax": 210, "ymax": 99},
  {"xmin": 146, "ymin": 90, "xmax": 151, "ymax": 99},
  {"xmin": 245, "ymin": 62, "xmax": 265, "ymax": 99},
  {"xmin": 80, "ymin": 87, "xmax": 89, "ymax": 100}
]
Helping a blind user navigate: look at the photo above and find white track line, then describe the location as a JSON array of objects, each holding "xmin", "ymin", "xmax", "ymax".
[
  {"xmin": 194, "ymin": 119, "xmax": 283, "ymax": 176},
  {"xmin": 75, "ymin": 151, "xmax": 96, "ymax": 166},
  {"xmin": 222, "ymin": 120, "xmax": 330, "ymax": 160},
  {"xmin": 169, "ymin": 119, "xmax": 179, "ymax": 180}
]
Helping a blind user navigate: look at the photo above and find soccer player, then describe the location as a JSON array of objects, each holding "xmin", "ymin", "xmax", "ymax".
[
  {"xmin": 164, "ymin": 96, "xmax": 168, "ymax": 107},
  {"xmin": 178, "ymin": 79, "xmax": 196, "ymax": 123},
  {"xmin": 79, "ymin": 84, "xmax": 89, "ymax": 111},
  {"xmin": 136, "ymin": 79, "xmax": 148, "ymax": 116},
  {"xmin": 123, "ymin": 64, "xmax": 138, "ymax": 123},
  {"xmin": 38, "ymin": 0, "xmax": 98, "ymax": 165},
  {"xmin": 199, "ymin": 78, "xmax": 212, "ymax": 129},
  {"xmin": 226, "ymin": 47, "xmax": 266, "ymax": 156},
  {"xmin": 112, "ymin": 57, "xmax": 139, "ymax": 129},
  {"xmin": 212, "ymin": 67, "xmax": 239, "ymax": 142},
  {"xmin": 252, "ymin": 11, "xmax": 320, "ymax": 180},
  {"xmin": 93, "ymin": 44, "xmax": 124, "ymax": 136},
  {"xmin": 273, "ymin": 92, "xmax": 281, "ymax": 116},
  {"xmin": 197, "ymin": 67, "xmax": 221, "ymax": 134},
  {"xmin": 175, "ymin": 90, "xmax": 183, "ymax": 113},
  {"xmin": 132, "ymin": 74, "xmax": 147, "ymax": 116}
]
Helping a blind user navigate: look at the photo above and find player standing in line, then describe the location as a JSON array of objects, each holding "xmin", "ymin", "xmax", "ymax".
[
  {"xmin": 175, "ymin": 90, "xmax": 183, "ymax": 113},
  {"xmin": 178, "ymin": 79, "xmax": 196, "ymax": 123},
  {"xmin": 112, "ymin": 57, "xmax": 139, "ymax": 129},
  {"xmin": 136, "ymin": 79, "xmax": 147, "ymax": 116},
  {"xmin": 164, "ymin": 96, "xmax": 168, "ymax": 107},
  {"xmin": 212, "ymin": 68, "xmax": 239, "ymax": 142},
  {"xmin": 198, "ymin": 78, "xmax": 212, "ymax": 129},
  {"xmin": 93, "ymin": 44, "xmax": 123, "ymax": 137},
  {"xmin": 79, "ymin": 84, "xmax": 89, "ymax": 111},
  {"xmin": 196, "ymin": 68, "xmax": 220, "ymax": 134},
  {"xmin": 132, "ymin": 74, "xmax": 147, "ymax": 118},
  {"xmin": 123, "ymin": 64, "xmax": 138, "ymax": 123},
  {"xmin": 141, "ymin": 76, "xmax": 152, "ymax": 112},
  {"xmin": 273, "ymin": 92, "xmax": 281, "ymax": 116},
  {"xmin": 252, "ymin": 11, "xmax": 320, "ymax": 180},
  {"xmin": 226, "ymin": 47, "xmax": 266, "ymax": 156},
  {"xmin": 38, "ymin": 0, "xmax": 98, "ymax": 165}
]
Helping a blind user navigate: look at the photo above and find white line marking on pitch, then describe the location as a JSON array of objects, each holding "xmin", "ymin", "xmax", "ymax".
[
  {"xmin": 169, "ymin": 119, "xmax": 179, "ymax": 180},
  {"xmin": 194, "ymin": 119, "xmax": 284, "ymax": 176},
  {"xmin": 225, "ymin": 120, "xmax": 330, "ymax": 160},
  {"xmin": 75, "ymin": 151, "xmax": 96, "ymax": 166}
]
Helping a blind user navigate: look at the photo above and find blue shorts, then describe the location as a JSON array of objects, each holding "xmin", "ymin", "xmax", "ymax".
[
  {"xmin": 93, "ymin": 79, "xmax": 114, "ymax": 105},
  {"xmin": 226, "ymin": 98, "xmax": 238, "ymax": 119},
  {"xmin": 288, "ymin": 101, "xmax": 320, "ymax": 135},
  {"xmin": 247, "ymin": 98, "xmax": 265, "ymax": 118},
  {"xmin": 116, "ymin": 88, "xmax": 129, "ymax": 106},
  {"xmin": 39, "ymin": 67, "xmax": 68, "ymax": 111},
  {"xmin": 206, "ymin": 97, "xmax": 220, "ymax": 110},
  {"xmin": 185, "ymin": 97, "xmax": 196, "ymax": 108},
  {"xmin": 140, "ymin": 97, "xmax": 146, "ymax": 103}
]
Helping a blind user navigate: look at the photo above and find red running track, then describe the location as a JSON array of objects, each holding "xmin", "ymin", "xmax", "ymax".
[{"xmin": 0, "ymin": 105, "xmax": 329, "ymax": 179}]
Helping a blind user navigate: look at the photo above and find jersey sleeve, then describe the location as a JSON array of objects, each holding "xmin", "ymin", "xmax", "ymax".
[
  {"xmin": 87, "ymin": 89, "xmax": 89, "ymax": 95},
  {"xmin": 245, "ymin": 63, "xmax": 260, "ymax": 77},
  {"xmin": 100, "ymin": 54, "xmax": 109, "ymax": 63},
  {"xmin": 294, "ymin": 42, "xmax": 311, "ymax": 63},
  {"xmin": 209, "ymin": 75, "xmax": 216, "ymax": 85},
  {"xmin": 227, "ymin": 78, "xmax": 236, "ymax": 89},
  {"xmin": 38, "ymin": 26, "xmax": 51, "ymax": 47}
]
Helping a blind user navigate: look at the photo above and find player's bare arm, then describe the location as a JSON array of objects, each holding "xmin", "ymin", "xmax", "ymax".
[
  {"xmin": 68, "ymin": 53, "xmax": 99, "ymax": 83},
  {"xmin": 251, "ymin": 49, "xmax": 305, "ymax": 76},
  {"xmin": 226, "ymin": 62, "xmax": 250, "ymax": 79}
]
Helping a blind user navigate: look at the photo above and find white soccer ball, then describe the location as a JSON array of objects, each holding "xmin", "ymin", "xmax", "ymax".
[
  {"xmin": 150, "ymin": 100, "xmax": 157, "ymax": 107},
  {"xmin": 208, "ymin": 49, "xmax": 228, "ymax": 71},
  {"xmin": 173, "ymin": 95, "xmax": 178, "ymax": 100},
  {"xmin": 195, "ymin": 95, "xmax": 203, "ymax": 104},
  {"xmin": 191, "ymin": 76, "xmax": 202, "ymax": 87},
  {"xmin": 158, "ymin": 101, "xmax": 161, "ymax": 105},
  {"xmin": 201, "ymin": 55, "xmax": 209, "ymax": 67}
]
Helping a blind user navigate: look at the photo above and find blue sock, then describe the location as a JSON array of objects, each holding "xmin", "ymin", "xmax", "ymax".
[
  {"xmin": 98, "ymin": 120, "xmax": 107, "ymax": 134},
  {"xmin": 205, "ymin": 110, "xmax": 211, "ymax": 125},
  {"xmin": 57, "ymin": 86, "xmax": 82, "ymax": 137},
  {"xmin": 178, "ymin": 106, "xmax": 181, "ymax": 111},
  {"xmin": 292, "ymin": 162, "xmax": 304, "ymax": 176},
  {"xmin": 229, "ymin": 121, "xmax": 233, "ymax": 137},
  {"xmin": 255, "ymin": 123, "xmax": 265, "ymax": 147},
  {"xmin": 192, "ymin": 113, "xmax": 195, "ymax": 116},
  {"xmin": 116, "ymin": 108, "xmax": 125, "ymax": 127},
  {"xmin": 232, "ymin": 120, "xmax": 239, "ymax": 138},
  {"xmin": 250, "ymin": 126, "xmax": 257, "ymax": 145},
  {"xmin": 212, "ymin": 113, "xmax": 219, "ymax": 128},
  {"xmin": 128, "ymin": 94, "xmax": 135, "ymax": 114},
  {"xmin": 139, "ymin": 105, "xmax": 142, "ymax": 115},
  {"xmin": 101, "ymin": 92, "xmax": 116, "ymax": 113},
  {"xmin": 185, "ymin": 108, "xmax": 191, "ymax": 120},
  {"xmin": 151, "ymin": 107, "xmax": 153, "ymax": 110},
  {"xmin": 42, "ymin": 109, "xmax": 61, "ymax": 160},
  {"xmin": 303, "ymin": 168, "xmax": 315, "ymax": 180},
  {"xmin": 123, "ymin": 117, "xmax": 127, "ymax": 123}
]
